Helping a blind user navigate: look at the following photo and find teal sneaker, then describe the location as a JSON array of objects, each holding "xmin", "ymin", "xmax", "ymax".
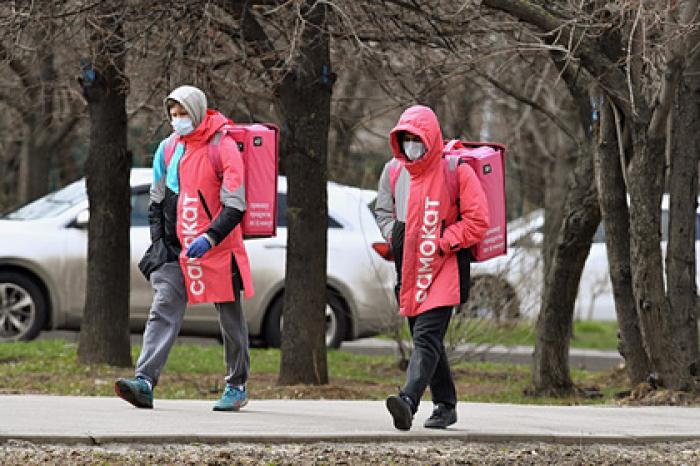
[
  {"xmin": 213, "ymin": 384, "xmax": 248, "ymax": 411},
  {"xmin": 115, "ymin": 377, "xmax": 153, "ymax": 409}
]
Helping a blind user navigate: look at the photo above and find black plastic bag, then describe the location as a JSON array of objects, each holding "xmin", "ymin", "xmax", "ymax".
[{"xmin": 138, "ymin": 238, "xmax": 169, "ymax": 281}]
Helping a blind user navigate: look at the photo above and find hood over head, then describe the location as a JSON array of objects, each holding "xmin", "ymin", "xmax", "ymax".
[
  {"xmin": 389, "ymin": 105, "xmax": 444, "ymax": 175},
  {"xmin": 164, "ymin": 85, "xmax": 207, "ymax": 129}
]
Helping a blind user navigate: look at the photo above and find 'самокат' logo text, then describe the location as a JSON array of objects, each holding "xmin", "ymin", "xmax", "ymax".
[
  {"xmin": 181, "ymin": 193, "xmax": 205, "ymax": 296},
  {"xmin": 416, "ymin": 196, "xmax": 439, "ymax": 303}
]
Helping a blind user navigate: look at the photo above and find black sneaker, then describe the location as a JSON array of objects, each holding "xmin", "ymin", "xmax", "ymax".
[
  {"xmin": 424, "ymin": 403, "xmax": 457, "ymax": 429},
  {"xmin": 386, "ymin": 395, "xmax": 414, "ymax": 431}
]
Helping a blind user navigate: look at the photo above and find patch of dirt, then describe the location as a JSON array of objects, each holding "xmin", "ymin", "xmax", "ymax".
[
  {"xmin": 249, "ymin": 373, "xmax": 394, "ymax": 400},
  {"xmin": 454, "ymin": 382, "xmax": 508, "ymax": 397},
  {"xmin": 589, "ymin": 364, "xmax": 630, "ymax": 387},
  {"xmin": 0, "ymin": 388, "xmax": 25, "ymax": 394},
  {"xmin": 158, "ymin": 372, "xmax": 395, "ymax": 400},
  {"xmin": 618, "ymin": 383, "xmax": 700, "ymax": 406},
  {"xmin": 451, "ymin": 367, "xmax": 528, "ymax": 382}
]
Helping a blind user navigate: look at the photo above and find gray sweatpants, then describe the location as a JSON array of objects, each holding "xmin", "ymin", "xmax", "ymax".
[{"xmin": 135, "ymin": 262, "xmax": 249, "ymax": 388}]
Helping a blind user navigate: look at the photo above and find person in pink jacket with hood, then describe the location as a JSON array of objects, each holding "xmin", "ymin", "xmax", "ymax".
[
  {"xmin": 375, "ymin": 105, "xmax": 489, "ymax": 430},
  {"xmin": 115, "ymin": 85, "xmax": 254, "ymax": 412}
]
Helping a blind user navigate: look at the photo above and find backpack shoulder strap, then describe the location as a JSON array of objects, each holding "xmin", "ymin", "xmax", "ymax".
[
  {"xmin": 206, "ymin": 129, "xmax": 230, "ymax": 180},
  {"xmin": 163, "ymin": 133, "xmax": 179, "ymax": 170},
  {"xmin": 443, "ymin": 154, "xmax": 461, "ymax": 206},
  {"xmin": 388, "ymin": 158, "xmax": 402, "ymax": 195}
]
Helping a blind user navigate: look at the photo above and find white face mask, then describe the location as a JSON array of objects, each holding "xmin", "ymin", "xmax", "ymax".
[
  {"xmin": 403, "ymin": 140, "xmax": 426, "ymax": 161},
  {"xmin": 172, "ymin": 117, "xmax": 194, "ymax": 136}
]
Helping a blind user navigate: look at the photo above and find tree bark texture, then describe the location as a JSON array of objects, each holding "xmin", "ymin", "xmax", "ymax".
[
  {"xmin": 541, "ymin": 156, "xmax": 574, "ymax": 281},
  {"xmin": 278, "ymin": 2, "xmax": 333, "ymax": 385},
  {"xmin": 532, "ymin": 146, "xmax": 600, "ymax": 395},
  {"xmin": 668, "ymin": 67, "xmax": 700, "ymax": 376},
  {"xmin": 77, "ymin": 4, "xmax": 132, "ymax": 367},
  {"xmin": 481, "ymin": 0, "xmax": 696, "ymax": 392},
  {"xmin": 627, "ymin": 124, "xmax": 688, "ymax": 389},
  {"xmin": 594, "ymin": 101, "xmax": 651, "ymax": 385}
]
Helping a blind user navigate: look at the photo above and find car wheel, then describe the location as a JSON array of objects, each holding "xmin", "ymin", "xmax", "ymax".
[
  {"xmin": 263, "ymin": 291, "xmax": 348, "ymax": 349},
  {"xmin": 462, "ymin": 275, "xmax": 520, "ymax": 322},
  {"xmin": 0, "ymin": 271, "xmax": 47, "ymax": 342}
]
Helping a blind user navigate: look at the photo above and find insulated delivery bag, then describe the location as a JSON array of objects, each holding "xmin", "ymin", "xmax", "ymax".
[
  {"xmin": 388, "ymin": 140, "xmax": 506, "ymax": 261},
  {"xmin": 164, "ymin": 123, "xmax": 279, "ymax": 239},
  {"xmin": 442, "ymin": 140, "xmax": 506, "ymax": 261}
]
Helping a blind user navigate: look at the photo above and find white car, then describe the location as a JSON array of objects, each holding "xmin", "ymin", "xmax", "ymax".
[
  {"xmin": 0, "ymin": 169, "xmax": 398, "ymax": 346},
  {"xmin": 470, "ymin": 198, "xmax": 700, "ymax": 321}
]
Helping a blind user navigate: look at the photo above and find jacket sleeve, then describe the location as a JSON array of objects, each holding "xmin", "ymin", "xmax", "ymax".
[
  {"xmin": 206, "ymin": 135, "xmax": 246, "ymax": 245},
  {"xmin": 440, "ymin": 163, "xmax": 490, "ymax": 252},
  {"xmin": 149, "ymin": 140, "xmax": 167, "ymax": 243},
  {"xmin": 374, "ymin": 162, "xmax": 396, "ymax": 241}
]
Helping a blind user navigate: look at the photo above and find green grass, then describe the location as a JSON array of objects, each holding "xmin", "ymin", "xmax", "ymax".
[
  {"xmin": 571, "ymin": 320, "xmax": 621, "ymax": 350},
  {"xmin": 383, "ymin": 319, "xmax": 621, "ymax": 351},
  {"xmin": 0, "ymin": 339, "xmax": 625, "ymax": 406}
]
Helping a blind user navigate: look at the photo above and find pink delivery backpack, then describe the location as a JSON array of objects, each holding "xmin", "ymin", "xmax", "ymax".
[
  {"xmin": 164, "ymin": 123, "xmax": 279, "ymax": 239},
  {"xmin": 389, "ymin": 140, "xmax": 506, "ymax": 261}
]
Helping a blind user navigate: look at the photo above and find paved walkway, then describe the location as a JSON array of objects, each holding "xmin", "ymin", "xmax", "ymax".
[{"xmin": 1, "ymin": 395, "xmax": 698, "ymax": 445}]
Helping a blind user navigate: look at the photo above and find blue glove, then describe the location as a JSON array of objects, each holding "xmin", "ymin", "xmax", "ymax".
[{"xmin": 186, "ymin": 236, "xmax": 212, "ymax": 258}]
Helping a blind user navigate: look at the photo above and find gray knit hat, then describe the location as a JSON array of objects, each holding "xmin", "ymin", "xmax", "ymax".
[{"xmin": 164, "ymin": 85, "xmax": 207, "ymax": 129}]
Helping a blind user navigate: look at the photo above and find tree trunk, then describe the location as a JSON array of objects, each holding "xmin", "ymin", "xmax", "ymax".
[
  {"xmin": 17, "ymin": 44, "xmax": 55, "ymax": 205},
  {"xmin": 77, "ymin": 4, "xmax": 131, "ymax": 367},
  {"xmin": 532, "ymin": 145, "xmax": 600, "ymax": 395},
  {"xmin": 667, "ymin": 67, "xmax": 700, "ymax": 377},
  {"xmin": 627, "ymin": 124, "xmax": 689, "ymax": 389},
  {"xmin": 278, "ymin": 1, "xmax": 333, "ymax": 385},
  {"xmin": 594, "ymin": 100, "xmax": 651, "ymax": 385},
  {"xmin": 542, "ymin": 155, "xmax": 574, "ymax": 279},
  {"xmin": 17, "ymin": 126, "xmax": 39, "ymax": 205}
]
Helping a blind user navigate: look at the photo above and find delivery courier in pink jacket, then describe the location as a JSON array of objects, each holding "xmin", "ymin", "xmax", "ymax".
[
  {"xmin": 377, "ymin": 105, "xmax": 489, "ymax": 431},
  {"xmin": 173, "ymin": 109, "xmax": 254, "ymax": 304},
  {"xmin": 117, "ymin": 85, "xmax": 254, "ymax": 413},
  {"xmin": 377, "ymin": 105, "xmax": 490, "ymax": 317}
]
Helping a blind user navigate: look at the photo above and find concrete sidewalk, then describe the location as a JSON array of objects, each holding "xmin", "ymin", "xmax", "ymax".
[{"xmin": 1, "ymin": 395, "xmax": 698, "ymax": 445}]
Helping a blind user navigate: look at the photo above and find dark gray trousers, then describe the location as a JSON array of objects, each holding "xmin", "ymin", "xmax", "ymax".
[
  {"xmin": 401, "ymin": 306, "xmax": 457, "ymax": 411},
  {"xmin": 135, "ymin": 262, "xmax": 249, "ymax": 387}
]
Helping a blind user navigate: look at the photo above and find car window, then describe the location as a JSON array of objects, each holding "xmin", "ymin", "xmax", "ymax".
[
  {"xmin": 368, "ymin": 198, "xmax": 377, "ymax": 218},
  {"xmin": 3, "ymin": 180, "xmax": 86, "ymax": 220},
  {"xmin": 131, "ymin": 190, "xmax": 150, "ymax": 227},
  {"xmin": 276, "ymin": 193, "xmax": 342, "ymax": 229}
]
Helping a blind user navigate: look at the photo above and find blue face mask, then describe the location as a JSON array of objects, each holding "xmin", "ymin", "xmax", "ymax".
[{"xmin": 172, "ymin": 117, "xmax": 194, "ymax": 136}]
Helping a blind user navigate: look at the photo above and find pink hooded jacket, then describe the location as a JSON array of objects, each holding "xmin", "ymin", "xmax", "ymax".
[
  {"xmin": 176, "ymin": 110, "xmax": 254, "ymax": 304},
  {"xmin": 389, "ymin": 105, "xmax": 489, "ymax": 317}
]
